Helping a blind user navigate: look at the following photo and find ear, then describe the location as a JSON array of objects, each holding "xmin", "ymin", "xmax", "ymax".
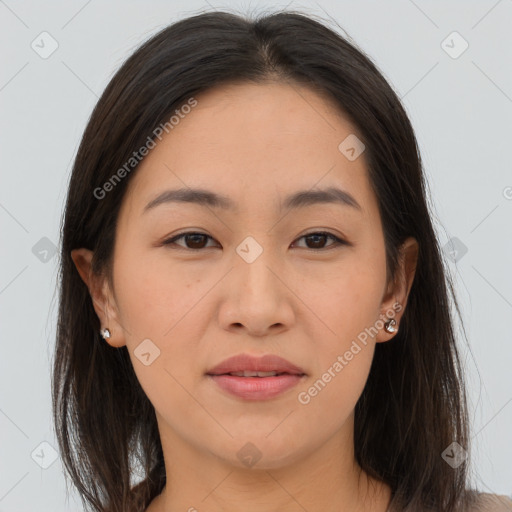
[
  {"xmin": 70, "ymin": 248, "xmax": 126, "ymax": 348},
  {"xmin": 375, "ymin": 237, "xmax": 418, "ymax": 343}
]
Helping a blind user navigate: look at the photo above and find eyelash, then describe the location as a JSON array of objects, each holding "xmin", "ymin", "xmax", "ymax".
[{"xmin": 162, "ymin": 231, "xmax": 348, "ymax": 251}]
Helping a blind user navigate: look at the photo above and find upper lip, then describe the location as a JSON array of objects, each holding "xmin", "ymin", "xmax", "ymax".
[{"xmin": 206, "ymin": 354, "xmax": 306, "ymax": 376}]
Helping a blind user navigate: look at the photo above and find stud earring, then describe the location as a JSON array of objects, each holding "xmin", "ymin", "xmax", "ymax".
[
  {"xmin": 384, "ymin": 319, "xmax": 397, "ymax": 334},
  {"xmin": 100, "ymin": 328, "xmax": 111, "ymax": 339}
]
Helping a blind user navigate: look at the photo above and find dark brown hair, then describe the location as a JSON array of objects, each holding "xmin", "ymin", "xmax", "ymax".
[{"xmin": 53, "ymin": 9, "xmax": 478, "ymax": 512}]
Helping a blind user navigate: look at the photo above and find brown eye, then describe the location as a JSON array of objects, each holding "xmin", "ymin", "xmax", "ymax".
[
  {"xmin": 292, "ymin": 232, "xmax": 346, "ymax": 250},
  {"xmin": 163, "ymin": 232, "xmax": 217, "ymax": 250}
]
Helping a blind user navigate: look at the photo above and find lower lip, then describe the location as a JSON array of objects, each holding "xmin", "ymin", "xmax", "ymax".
[{"xmin": 207, "ymin": 374, "xmax": 304, "ymax": 400}]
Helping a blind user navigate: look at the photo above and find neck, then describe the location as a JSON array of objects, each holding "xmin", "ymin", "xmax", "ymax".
[{"xmin": 147, "ymin": 414, "xmax": 392, "ymax": 512}]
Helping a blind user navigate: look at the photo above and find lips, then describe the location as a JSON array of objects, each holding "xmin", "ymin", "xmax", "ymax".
[
  {"xmin": 206, "ymin": 353, "xmax": 306, "ymax": 377},
  {"xmin": 206, "ymin": 354, "xmax": 307, "ymax": 400}
]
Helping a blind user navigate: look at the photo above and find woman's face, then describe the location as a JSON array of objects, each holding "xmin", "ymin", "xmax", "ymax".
[{"xmin": 75, "ymin": 81, "xmax": 416, "ymax": 470}]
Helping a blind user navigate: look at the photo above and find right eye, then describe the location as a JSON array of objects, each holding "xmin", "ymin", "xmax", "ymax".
[{"xmin": 162, "ymin": 231, "xmax": 220, "ymax": 250}]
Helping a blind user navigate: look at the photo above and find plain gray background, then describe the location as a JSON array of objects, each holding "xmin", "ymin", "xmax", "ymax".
[{"xmin": 1, "ymin": 0, "xmax": 511, "ymax": 510}]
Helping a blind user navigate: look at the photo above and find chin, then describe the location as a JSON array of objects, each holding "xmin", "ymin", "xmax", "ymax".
[{"xmin": 215, "ymin": 435, "xmax": 309, "ymax": 471}]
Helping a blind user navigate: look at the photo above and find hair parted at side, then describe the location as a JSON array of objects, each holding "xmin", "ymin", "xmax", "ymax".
[{"xmin": 53, "ymin": 9, "xmax": 478, "ymax": 512}]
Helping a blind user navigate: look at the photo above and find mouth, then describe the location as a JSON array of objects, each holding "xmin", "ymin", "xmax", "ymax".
[{"xmin": 206, "ymin": 353, "xmax": 307, "ymax": 400}]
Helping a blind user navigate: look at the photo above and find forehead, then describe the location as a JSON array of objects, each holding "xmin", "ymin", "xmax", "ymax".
[{"xmin": 121, "ymin": 81, "xmax": 375, "ymax": 217}]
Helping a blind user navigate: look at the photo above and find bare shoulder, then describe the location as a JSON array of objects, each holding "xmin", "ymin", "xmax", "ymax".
[{"xmin": 469, "ymin": 492, "xmax": 512, "ymax": 511}]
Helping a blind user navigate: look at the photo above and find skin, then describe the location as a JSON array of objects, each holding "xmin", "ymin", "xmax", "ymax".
[{"xmin": 72, "ymin": 81, "xmax": 418, "ymax": 512}]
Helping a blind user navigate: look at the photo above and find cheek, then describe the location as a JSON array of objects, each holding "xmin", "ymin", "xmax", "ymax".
[
  {"xmin": 112, "ymin": 245, "xmax": 212, "ymax": 389},
  {"xmin": 295, "ymin": 264, "xmax": 383, "ymax": 426},
  {"xmin": 112, "ymin": 248, "xmax": 205, "ymax": 414},
  {"xmin": 301, "ymin": 250, "xmax": 386, "ymax": 339},
  {"xmin": 112, "ymin": 245, "xmax": 204, "ymax": 338},
  {"xmin": 301, "ymin": 249, "xmax": 386, "ymax": 393}
]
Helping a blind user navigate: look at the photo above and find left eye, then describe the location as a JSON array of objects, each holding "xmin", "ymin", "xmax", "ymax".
[
  {"xmin": 162, "ymin": 231, "xmax": 347, "ymax": 251},
  {"xmin": 292, "ymin": 231, "xmax": 347, "ymax": 250}
]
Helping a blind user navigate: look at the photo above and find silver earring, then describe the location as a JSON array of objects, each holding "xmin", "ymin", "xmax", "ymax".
[
  {"xmin": 384, "ymin": 319, "xmax": 397, "ymax": 334},
  {"xmin": 100, "ymin": 328, "xmax": 111, "ymax": 339}
]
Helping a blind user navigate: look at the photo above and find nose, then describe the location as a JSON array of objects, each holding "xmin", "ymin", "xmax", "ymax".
[{"xmin": 217, "ymin": 246, "xmax": 295, "ymax": 337}]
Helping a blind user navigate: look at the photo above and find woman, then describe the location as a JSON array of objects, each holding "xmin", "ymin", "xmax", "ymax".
[{"xmin": 52, "ymin": 9, "xmax": 512, "ymax": 512}]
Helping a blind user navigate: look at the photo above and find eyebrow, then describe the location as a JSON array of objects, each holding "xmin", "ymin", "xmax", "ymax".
[{"xmin": 143, "ymin": 186, "xmax": 361, "ymax": 214}]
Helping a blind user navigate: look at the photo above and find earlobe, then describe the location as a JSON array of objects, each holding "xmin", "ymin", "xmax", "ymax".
[
  {"xmin": 70, "ymin": 248, "xmax": 127, "ymax": 348},
  {"xmin": 376, "ymin": 237, "xmax": 419, "ymax": 343}
]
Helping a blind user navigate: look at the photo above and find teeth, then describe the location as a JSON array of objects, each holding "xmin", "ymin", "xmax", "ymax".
[{"xmin": 229, "ymin": 370, "xmax": 280, "ymax": 377}]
